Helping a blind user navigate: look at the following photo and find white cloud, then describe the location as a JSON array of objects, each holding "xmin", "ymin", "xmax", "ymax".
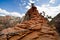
[
  {"xmin": 10, "ymin": 12, "xmax": 25, "ymax": 17},
  {"xmin": 26, "ymin": 0, "xmax": 60, "ymax": 18},
  {"xmin": 0, "ymin": 8, "xmax": 25, "ymax": 17},
  {"xmin": 49, "ymin": 0, "xmax": 56, "ymax": 4},
  {"xmin": 25, "ymin": 5, "xmax": 31, "ymax": 9},
  {"xmin": 37, "ymin": 4, "xmax": 60, "ymax": 18},
  {"xmin": 26, "ymin": 0, "xmax": 38, "ymax": 9},
  {"xmin": 29, "ymin": 0, "xmax": 35, "ymax": 3},
  {"xmin": 0, "ymin": 8, "xmax": 9, "ymax": 15},
  {"xmin": 0, "ymin": 14, "xmax": 5, "ymax": 16},
  {"xmin": 25, "ymin": 4, "xmax": 60, "ymax": 18},
  {"xmin": 23, "ymin": 2, "xmax": 26, "ymax": 5}
]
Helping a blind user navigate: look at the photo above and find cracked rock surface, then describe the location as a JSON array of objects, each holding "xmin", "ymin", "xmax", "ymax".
[{"xmin": 0, "ymin": 4, "xmax": 59, "ymax": 40}]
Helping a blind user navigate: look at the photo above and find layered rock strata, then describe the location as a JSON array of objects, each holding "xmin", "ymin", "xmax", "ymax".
[{"xmin": 0, "ymin": 4, "xmax": 59, "ymax": 40}]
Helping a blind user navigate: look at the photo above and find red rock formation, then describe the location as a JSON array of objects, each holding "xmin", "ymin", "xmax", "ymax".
[{"xmin": 0, "ymin": 3, "xmax": 59, "ymax": 40}]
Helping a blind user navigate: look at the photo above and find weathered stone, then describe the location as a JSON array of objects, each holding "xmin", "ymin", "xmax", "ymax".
[{"xmin": 0, "ymin": 3, "xmax": 59, "ymax": 40}]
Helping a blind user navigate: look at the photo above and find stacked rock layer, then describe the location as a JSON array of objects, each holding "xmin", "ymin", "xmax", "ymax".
[{"xmin": 0, "ymin": 4, "xmax": 59, "ymax": 40}]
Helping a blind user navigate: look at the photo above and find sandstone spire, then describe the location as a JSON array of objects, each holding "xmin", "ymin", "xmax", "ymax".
[
  {"xmin": 0, "ymin": 3, "xmax": 59, "ymax": 40},
  {"xmin": 23, "ymin": 3, "xmax": 47, "ymax": 22}
]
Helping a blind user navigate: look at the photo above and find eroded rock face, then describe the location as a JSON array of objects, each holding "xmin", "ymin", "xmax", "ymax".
[
  {"xmin": 0, "ymin": 4, "xmax": 59, "ymax": 40},
  {"xmin": 50, "ymin": 13, "xmax": 60, "ymax": 34}
]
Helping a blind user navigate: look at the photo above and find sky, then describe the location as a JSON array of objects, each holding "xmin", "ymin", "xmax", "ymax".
[{"xmin": 0, "ymin": 0, "xmax": 60, "ymax": 18}]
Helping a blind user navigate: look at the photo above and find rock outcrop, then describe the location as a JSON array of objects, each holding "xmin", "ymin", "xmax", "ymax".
[
  {"xmin": 0, "ymin": 16, "xmax": 21, "ymax": 31},
  {"xmin": 0, "ymin": 3, "xmax": 59, "ymax": 40},
  {"xmin": 50, "ymin": 13, "xmax": 60, "ymax": 34}
]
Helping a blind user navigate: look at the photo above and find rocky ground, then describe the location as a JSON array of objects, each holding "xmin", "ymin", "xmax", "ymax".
[{"xmin": 0, "ymin": 4, "xmax": 59, "ymax": 40}]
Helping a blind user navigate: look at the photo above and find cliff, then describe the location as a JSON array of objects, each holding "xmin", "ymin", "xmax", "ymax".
[
  {"xmin": 50, "ymin": 13, "xmax": 60, "ymax": 34},
  {"xmin": 0, "ymin": 4, "xmax": 59, "ymax": 40},
  {"xmin": 0, "ymin": 16, "xmax": 21, "ymax": 31}
]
